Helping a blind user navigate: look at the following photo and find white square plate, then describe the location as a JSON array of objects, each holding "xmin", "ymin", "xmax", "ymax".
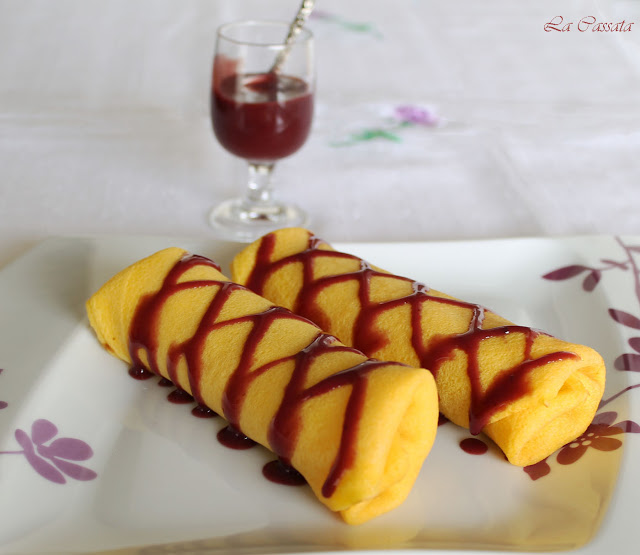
[{"xmin": 0, "ymin": 235, "xmax": 638, "ymax": 554}]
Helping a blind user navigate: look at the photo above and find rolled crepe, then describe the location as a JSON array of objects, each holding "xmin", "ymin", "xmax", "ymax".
[
  {"xmin": 86, "ymin": 247, "xmax": 438, "ymax": 525},
  {"xmin": 231, "ymin": 228, "xmax": 607, "ymax": 467}
]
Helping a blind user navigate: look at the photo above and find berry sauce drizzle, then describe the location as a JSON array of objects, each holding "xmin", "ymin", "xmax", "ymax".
[
  {"xmin": 128, "ymin": 367, "xmax": 154, "ymax": 380},
  {"xmin": 245, "ymin": 232, "xmax": 579, "ymax": 435},
  {"xmin": 166, "ymin": 389, "xmax": 194, "ymax": 404},
  {"xmin": 125, "ymin": 253, "xmax": 401, "ymax": 495},
  {"xmin": 460, "ymin": 437, "xmax": 489, "ymax": 455},
  {"xmin": 263, "ymin": 458, "xmax": 307, "ymax": 486},
  {"xmin": 217, "ymin": 425, "xmax": 257, "ymax": 450},
  {"xmin": 192, "ymin": 405, "xmax": 218, "ymax": 419}
]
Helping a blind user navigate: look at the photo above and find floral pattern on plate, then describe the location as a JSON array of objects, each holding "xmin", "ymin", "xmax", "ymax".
[
  {"xmin": 457, "ymin": 236, "xmax": 640, "ymax": 479},
  {"xmin": 0, "ymin": 368, "xmax": 97, "ymax": 485}
]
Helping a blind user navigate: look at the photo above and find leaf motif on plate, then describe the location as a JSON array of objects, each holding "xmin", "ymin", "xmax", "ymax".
[
  {"xmin": 1, "ymin": 419, "xmax": 97, "ymax": 484},
  {"xmin": 609, "ymin": 309, "xmax": 640, "ymax": 330},
  {"xmin": 541, "ymin": 264, "xmax": 590, "ymax": 281},
  {"xmin": 614, "ymin": 353, "xmax": 640, "ymax": 372}
]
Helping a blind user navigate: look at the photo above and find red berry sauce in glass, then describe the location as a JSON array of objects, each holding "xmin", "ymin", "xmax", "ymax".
[{"xmin": 212, "ymin": 68, "xmax": 313, "ymax": 162}]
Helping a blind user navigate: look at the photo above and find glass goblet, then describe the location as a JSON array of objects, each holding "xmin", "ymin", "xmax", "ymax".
[{"xmin": 209, "ymin": 20, "xmax": 315, "ymax": 242}]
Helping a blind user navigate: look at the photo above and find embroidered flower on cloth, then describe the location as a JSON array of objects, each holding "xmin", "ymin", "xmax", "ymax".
[
  {"xmin": 394, "ymin": 105, "xmax": 439, "ymax": 126},
  {"xmin": 330, "ymin": 104, "xmax": 440, "ymax": 147},
  {"xmin": 310, "ymin": 10, "xmax": 383, "ymax": 39}
]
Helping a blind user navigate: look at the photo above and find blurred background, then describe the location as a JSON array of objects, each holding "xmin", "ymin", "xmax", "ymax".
[{"xmin": 0, "ymin": 0, "xmax": 639, "ymax": 267}]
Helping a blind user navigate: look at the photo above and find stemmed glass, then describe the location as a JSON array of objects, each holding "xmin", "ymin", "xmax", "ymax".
[{"xmin": 209, "ymin": 20, "xmax": 315, "ymax": 242}]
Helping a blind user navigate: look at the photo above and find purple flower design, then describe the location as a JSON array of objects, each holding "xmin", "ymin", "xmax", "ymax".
[
  {"xmin": 331, "ymin": 104, "xmax": 440, "ymax": 147},
  {"xmin": 1, "ymin": 419, "xmax": 97, "ymax": 484},
  {"xmin": 394, "ymin": 105, "xmax": 439, "ymax": 126}
]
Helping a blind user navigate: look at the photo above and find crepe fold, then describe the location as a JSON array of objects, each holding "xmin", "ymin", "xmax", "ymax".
[
  {"xmin": 86, "ymin": 247, "xmax": 438, "ymax": 525},
  {"xmin": 231, "ymin": 228, "xmax": 607, "ymax": 467}
]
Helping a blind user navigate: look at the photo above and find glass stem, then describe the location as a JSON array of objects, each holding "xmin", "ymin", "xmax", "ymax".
[{"xmin": 244, "ymin": 162, "xmax": 275, "ymax": 206}]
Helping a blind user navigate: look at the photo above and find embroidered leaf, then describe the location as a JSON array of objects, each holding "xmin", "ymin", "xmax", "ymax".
[
  {"xmin": 354, "ymin": 129, "xmax": 402, "ymax": 142},
  {"xmin": 582, "ymin": 270, "xmax": 601, "ymax": 292},
  {"xmin": 542, "ymin": 265, "xmax": 590, "ymax": 281},
  {"xmin": 614, "ymin": 353, "xmax": 640, "ymax": 372},
  {"xmin": 378, "ymin": 130, "xmax": 402, "ymax": 142},
  {"xmin": 609, "ymin": 309, "xmax": 640, "ymax": 330},
  {"xmin": 342, "ymin": 21, "xmax": 376, "ymax": 33}
]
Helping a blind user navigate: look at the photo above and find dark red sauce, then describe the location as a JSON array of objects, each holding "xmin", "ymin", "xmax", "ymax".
[
  {"xmin": 460, "ymin": 437, "xmax": 489, "ymax": 455},
  {"xmin": 263, "ymin": 459, "xmax": 307, "ymax": 486},
  {"xmin": 191, "ymin": 405, "xmax": 218, "ymax": 419},
  {"xmin": 217, "ymin": 425, "xmax": 257, "ymax": 450},
  {"xmin": 167, "ymin": 389, "xmax": 194, "ymax": 404},
  {"xmin": 126, "ymin": 253, "xmax": 398, "ymax": 498},
  {"xmin": 212, "ymin": 70, "xmax": 313, "ymax": 162},
  {"xmin": 157, "ymin": 377, "xmax": 173, "ymax": 387},
  {"xmin": 245, "ymin": 232, "xmax": 580, "ymax": 436},
  {"xmin": 128, "ymin": 366, "xmax": 155, "ymax": 380}
]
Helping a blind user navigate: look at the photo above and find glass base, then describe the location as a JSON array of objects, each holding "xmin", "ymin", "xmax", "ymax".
[{"xmin": 208, "ymin": 197, "xmax": 308, "ymax": 243}]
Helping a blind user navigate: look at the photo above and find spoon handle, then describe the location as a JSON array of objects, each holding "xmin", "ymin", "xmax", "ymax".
[{"xmin": 271, "ymin": 0, "xmax": 315, "ymax": 73}]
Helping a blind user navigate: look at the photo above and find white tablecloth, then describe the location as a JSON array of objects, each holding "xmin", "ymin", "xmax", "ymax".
[{"xmin": 1, "ymin": 0, "xmax": 639, "ymax": 269}]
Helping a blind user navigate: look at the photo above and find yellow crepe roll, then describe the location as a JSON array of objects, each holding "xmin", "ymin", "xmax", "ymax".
[
  {"xmin": 86, "ymin": 247, "xmax": 438, "ymax": 525},
  {"xmin": 231, "ymin": 228, "xmax": 606, "ymax": 467}
]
